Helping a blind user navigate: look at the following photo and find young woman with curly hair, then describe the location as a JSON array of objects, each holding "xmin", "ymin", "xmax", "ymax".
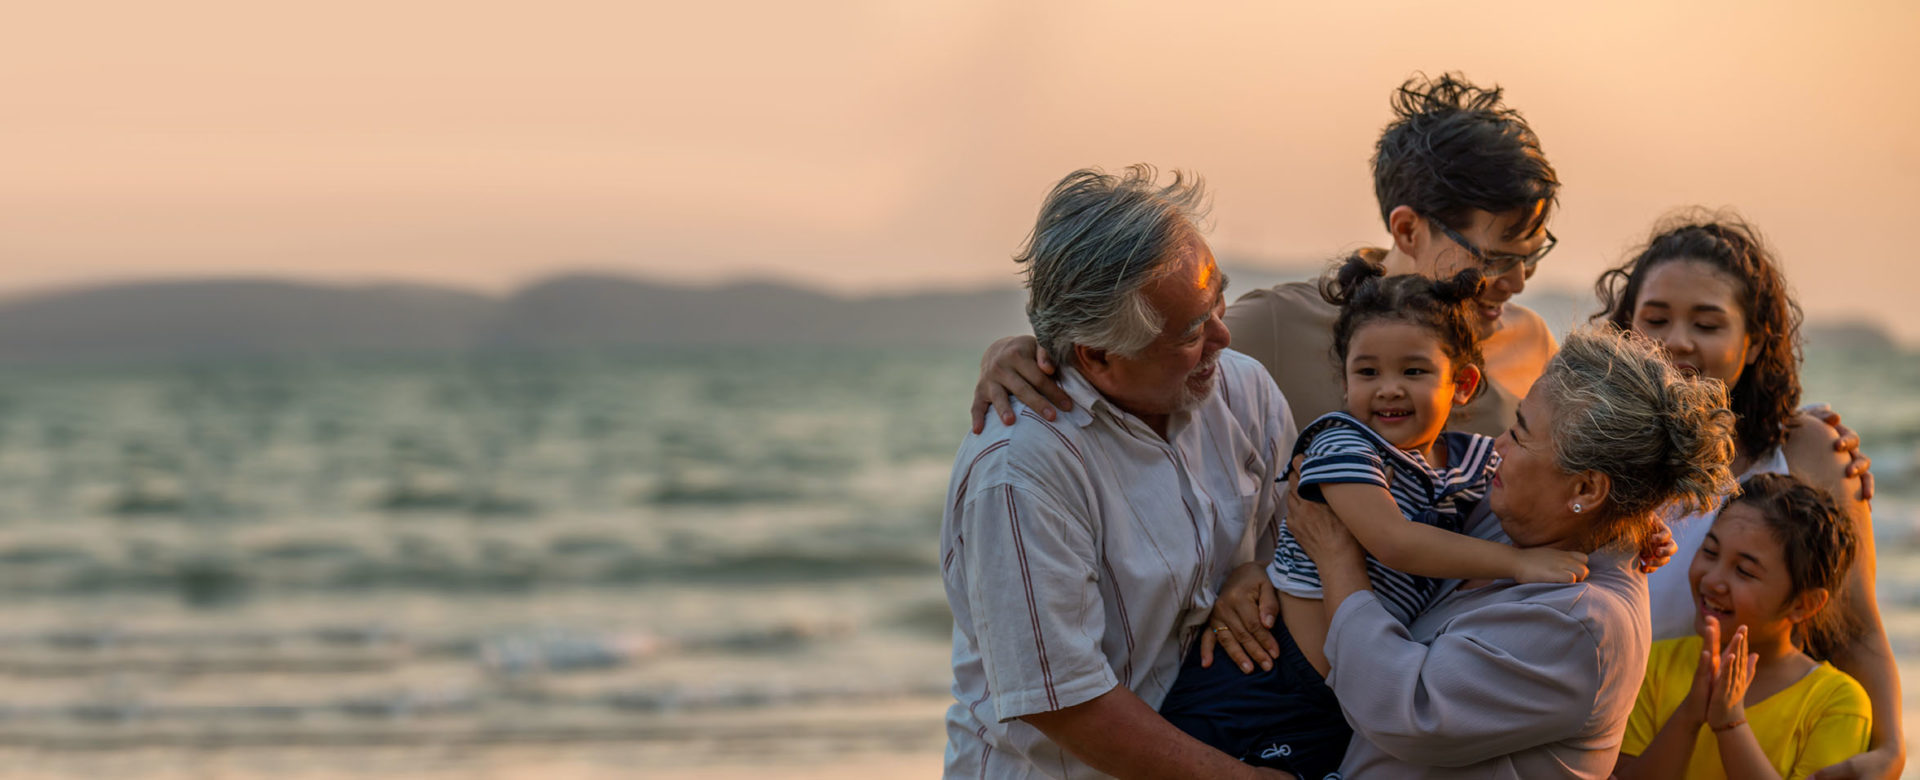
[{"xmin": 1597, "ymin": 213, "xmax": 1901, "ymax": 777}]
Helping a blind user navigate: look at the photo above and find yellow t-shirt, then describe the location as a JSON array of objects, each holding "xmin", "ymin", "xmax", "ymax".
[{"xmin": 1622, "ymin": 635, "xmax": 1872, "ymax": 779}]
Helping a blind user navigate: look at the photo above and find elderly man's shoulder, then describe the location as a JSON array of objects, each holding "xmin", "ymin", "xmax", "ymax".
[
  {"xmin": 951, "ymin": 353, "xmax": 1285, "ymax": 486},
  {"xmin": 944, "ymin": 400, "xmax": 1107, "ymax": 521},
  {"xmin": 953, "ymin": 400, "xmax": 1099, "ymax": 483}
]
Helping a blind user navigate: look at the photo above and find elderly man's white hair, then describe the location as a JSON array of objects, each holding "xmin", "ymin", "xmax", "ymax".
[{"xmin": 1014, "ymin": 165, "xmax": 1210, "ymax": 366}]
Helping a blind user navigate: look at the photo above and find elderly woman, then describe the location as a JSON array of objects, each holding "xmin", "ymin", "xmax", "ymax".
[{"xmin": 1281, "ymin": 327, "xmax": 1736, "ymax": 777}]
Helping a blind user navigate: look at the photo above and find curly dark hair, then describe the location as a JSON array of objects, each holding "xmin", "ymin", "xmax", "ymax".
[
  {"xmin": 1722, "ymin": 473, "xmax": 1859, "ymax": 658},
  {"xmin": 1321, "ymin": 254, "xmax": 1487, "ymax": 399},
  {"xmin": 1594, "ymin": 213, "xmax": 1802, "ymax": 458},
  {"xmin": 1372, "ymin": 72, "xmax": 1559, "ymax": 240}
]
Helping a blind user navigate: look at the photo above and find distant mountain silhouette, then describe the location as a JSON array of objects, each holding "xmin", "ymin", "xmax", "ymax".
[
  {"xmin": 1806, "ymin": 321, "xmax": 1900, "ymax": 352},
  {"xmin": 0, "ymin": 280, "xmax": 496, "ymax": 362},
  {"xmin": 482, "ymin": 274, "xmax": 1029, "ymax": 349},
  {"xmin": 0, "ymin": 269, "xmax": 1893, "ymax": 363},
  {"xmin": 0, "ymin": 275, "xmax": 1033, "ymax": 362}
]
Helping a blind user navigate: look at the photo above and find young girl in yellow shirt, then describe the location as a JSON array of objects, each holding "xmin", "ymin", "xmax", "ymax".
[{"xmin": 1614, "ymin": 473, "xmax": 1871, "ymax": 779}]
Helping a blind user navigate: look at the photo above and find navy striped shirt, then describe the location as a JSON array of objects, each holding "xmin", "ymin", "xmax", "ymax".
[{"xmin": 1268, "ymin": 411, "xmax": 1499, "ymax": 624}]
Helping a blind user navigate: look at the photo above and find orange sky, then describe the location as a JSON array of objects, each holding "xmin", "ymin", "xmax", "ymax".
[{"xmin": 4, "ymin": 1, "xmax": 1918, "ymax": 337}]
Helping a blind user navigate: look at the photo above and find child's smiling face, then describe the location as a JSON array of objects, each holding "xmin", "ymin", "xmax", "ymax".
[
  {"xmin": 1342, "ymin": 320, "xmax": 1479, "ymax": 455},
  {"xmin": 1689, "ymin": 502, "xmax": 1803, "ymax": 644}
]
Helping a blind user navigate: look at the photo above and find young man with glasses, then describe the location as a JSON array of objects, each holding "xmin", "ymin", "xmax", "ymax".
[{"xmin": 973, "ymin": 72, "xmax": 1560, "ymax": 437}]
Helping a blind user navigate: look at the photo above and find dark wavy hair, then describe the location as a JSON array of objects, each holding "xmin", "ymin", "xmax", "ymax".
[
  {"xmin": 1594, "ymin": 214, "xmax": 1802, "ymax": 458},
  {"xmin": 1372, "ymin": 72, "xmax": 1559, "ymax": 240},
  {"xmin": 1721, "ymin": 473, "xmax": 1858, "ymax": 659},
  {"xmin": 1321, "ymin": 254, "xmax": 1487, "ymax": 397}
]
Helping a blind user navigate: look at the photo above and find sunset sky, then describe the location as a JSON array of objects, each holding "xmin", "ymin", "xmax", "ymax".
[{"xmin": 5, "ymin": 1, "xmax": 1918, "ymax": 337}]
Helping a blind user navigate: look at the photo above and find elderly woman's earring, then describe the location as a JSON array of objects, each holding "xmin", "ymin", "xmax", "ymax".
[{"xmin": 1572, "ymin": 502, "xmax": 1584, "ymax": 513}]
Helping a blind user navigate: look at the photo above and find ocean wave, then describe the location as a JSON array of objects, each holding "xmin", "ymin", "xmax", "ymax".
[
  {"xmin": 0, "ymin": 536, "xmax": 936, "ymax": 601},
  {"xmin": 0, "ymin": 682, "xmax": 951, "ymax": 751},
  {"xmin": 0, "ymin": 678, "xmax": 950, "ymax": 727},
  {"xmin": 0, "ymin": 619, "xmax": 858, "ymax": 684},
  {"xmin": 645, "ymin": 480, "xmax": 812, "ymax": 505}
]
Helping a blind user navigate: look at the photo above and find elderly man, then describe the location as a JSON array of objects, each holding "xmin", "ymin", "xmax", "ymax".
[{"xmin": 939, "ymin": 166, "xmax": 1297, "ymax": 779}]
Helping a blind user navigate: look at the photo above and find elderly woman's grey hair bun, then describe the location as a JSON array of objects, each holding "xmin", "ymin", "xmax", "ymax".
[{"xmin": 1535, "ymin": 327, "xmax": 1737, "ymax": 548}]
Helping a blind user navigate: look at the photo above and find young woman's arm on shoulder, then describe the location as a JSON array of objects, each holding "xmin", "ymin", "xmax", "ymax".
[
  {"xmin": 1794, "ymin": 404, "xmax": 1875, "ymax": 500},
  {"xmin": 1784, "ymin": 415, "xmax": 1905, "ymax": 777},
  {"xmin": 1819, "ymin": 561, "xmax": 1903, "ymax": 779},
  {"xmin": 1822, "ymin": 577, "xmax": 1904, "ymax": 777}
]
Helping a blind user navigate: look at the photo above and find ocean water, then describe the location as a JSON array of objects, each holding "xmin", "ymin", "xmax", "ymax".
[{"xmin": 0, "ymin": 345, "xmax": 1915, "ymax": 777}]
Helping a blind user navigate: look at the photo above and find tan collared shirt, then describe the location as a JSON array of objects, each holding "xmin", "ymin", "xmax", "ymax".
[{"xmin": 940, "ymin": 349, "xmax": 1296, "ymax": 779}]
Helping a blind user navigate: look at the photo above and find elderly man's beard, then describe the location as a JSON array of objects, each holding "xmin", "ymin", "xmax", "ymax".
[{"xmin": 1169, "ymin": 352, "xmax": 1221, "ymax": 413}]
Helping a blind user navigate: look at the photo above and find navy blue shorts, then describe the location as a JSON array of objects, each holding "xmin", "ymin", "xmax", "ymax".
[{"xmin": 1158, "ymin": 620, "xmax": 1351, "ymax": 780}]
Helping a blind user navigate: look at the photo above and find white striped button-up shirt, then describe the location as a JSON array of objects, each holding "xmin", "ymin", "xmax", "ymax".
[{"xmin": 940, "ymin": 349, "xmax": 1295, "ymax": 778}]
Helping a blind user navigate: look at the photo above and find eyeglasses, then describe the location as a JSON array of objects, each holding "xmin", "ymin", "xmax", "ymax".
[{"xmin": 1433, "ymin": 222, "xmax": 1557, "ymax": 278}]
